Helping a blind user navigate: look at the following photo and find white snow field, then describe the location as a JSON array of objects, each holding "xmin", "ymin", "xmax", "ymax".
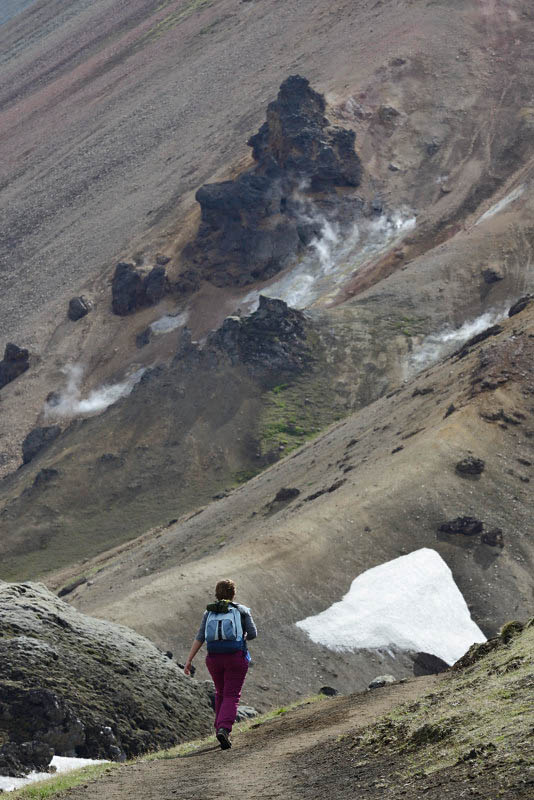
[
  {"xmin": 296, "ymin": 548, "xmax": 486, "ymax": 665},
  {"xmin": 0, "ymin": 756, "xmax": 109, "ymax": 792}
]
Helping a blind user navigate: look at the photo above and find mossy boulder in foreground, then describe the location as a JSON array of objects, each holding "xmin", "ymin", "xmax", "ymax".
[{"xmin": 0, "ymin": 581, "xmax": 213, "ymax": 770}]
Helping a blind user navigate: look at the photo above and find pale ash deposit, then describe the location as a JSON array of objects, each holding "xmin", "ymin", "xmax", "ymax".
[{"xmin": 296, "ymin": 548, "xmax": 486, "ymax": 665}]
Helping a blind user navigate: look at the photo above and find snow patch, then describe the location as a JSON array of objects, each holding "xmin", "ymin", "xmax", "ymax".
[
  {"xmin": 407, "ymin": 309, "xmax": 507, "ymax": 373},
  {"xmin": 0, "ymin": 756, "xmax": 109, "ymax": 792},
  {"xmin": 296, "ymin": 548, "xmax": 486, "ymax": 665},
  {"xmin": 44, "ymin": 364, "xmax": 146, "ymax": 419},
  {"xmin": 150, "ymin": 310, "xmax": 188, "ymax": 334}
]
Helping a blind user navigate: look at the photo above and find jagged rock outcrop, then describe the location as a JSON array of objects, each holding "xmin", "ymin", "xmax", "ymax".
[
  {"xmin": 111, "ymin": 262, "xmax": 168, "ymax": 316},
  {"xmin": 0, "ymin": 343, "xmax": 30, "ymax": 390},
  {"xmin": 22, "ymin": 426, "xmax": 62, "ymax": 464},
  {"xmin": 0, "ymin": 740, "xmax": 54, "ymax": 778},
  {"xmin": 0, "ymin": 582, "xmax": 213, "ymax": 766},
  {"xmin": 183, "ymin": 75, "xmax": 362, "ymax": 287},
  {"xmin": 172, "ymin": 296, "xmax": 312, "ymax": 383}
]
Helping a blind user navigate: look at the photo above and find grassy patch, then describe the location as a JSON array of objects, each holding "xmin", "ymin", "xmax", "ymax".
[
  {"xmin": 350, "ymin": 625, "xmax": 534, "ymax": 781},
  {"xmin": 9, "ymin": 763, "xmax": 120, "ymax": 800},
  {"xmin": 389, "ymin": 315, "xmax": 427, "ymax": 337}
]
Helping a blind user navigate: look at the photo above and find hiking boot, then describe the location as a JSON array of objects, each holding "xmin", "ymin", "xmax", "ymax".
[{"xmin": 216, "ymin": 727, "xmax": 232, "ymax": 750}]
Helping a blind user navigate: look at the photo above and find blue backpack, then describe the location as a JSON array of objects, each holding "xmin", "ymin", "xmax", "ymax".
[{"xmin": 205, "ymin": 603, "xmax": 244, "ymax": 654}]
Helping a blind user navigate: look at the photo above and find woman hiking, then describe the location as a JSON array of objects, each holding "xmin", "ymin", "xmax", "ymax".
[{"xmin": 184, "ymin": 579, "xmax": 257, "ymax": 750}]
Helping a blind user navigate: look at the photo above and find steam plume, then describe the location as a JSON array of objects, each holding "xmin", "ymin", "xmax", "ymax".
[{"xmin": 45, "ymin": 364, "xmax": 146, "ymax": 419}]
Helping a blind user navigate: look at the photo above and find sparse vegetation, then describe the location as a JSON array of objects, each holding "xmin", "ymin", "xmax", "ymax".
[{"xmin": 8, "ymin": 764, "xmax": 121, "ymax": 800}]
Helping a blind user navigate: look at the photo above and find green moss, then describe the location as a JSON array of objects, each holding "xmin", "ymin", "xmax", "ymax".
[
  {"xmin": 499, "ymin": 620, "xmax": 524, "ymax": 643},
  {"xmin": 348, "ymin": 625, "xmax": 534, "ymax": 784}
]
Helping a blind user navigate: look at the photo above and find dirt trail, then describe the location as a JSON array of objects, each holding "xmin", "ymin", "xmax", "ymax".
[{"xmin": 67, "ymin": 676, "xmax": 441, "ymax": 800}]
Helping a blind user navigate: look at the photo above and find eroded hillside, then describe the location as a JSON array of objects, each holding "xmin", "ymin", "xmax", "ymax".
[{"xmin": 1, "ymin": 0, "xmax": 534, "ymax": 713}]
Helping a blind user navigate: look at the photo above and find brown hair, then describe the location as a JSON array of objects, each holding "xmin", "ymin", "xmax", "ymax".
[{"xmin": 215, "ymin": 579, "xmax": 236, "ymax": 601}]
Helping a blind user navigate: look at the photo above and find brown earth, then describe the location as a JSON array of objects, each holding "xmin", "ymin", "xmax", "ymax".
[{"xmin": 61, "ymin": 677, "xmax": 443, "ymax": 800}]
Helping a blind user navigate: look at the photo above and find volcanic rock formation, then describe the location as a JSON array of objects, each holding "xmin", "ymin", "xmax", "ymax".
[
  {"xmin": 0, "ymin": 344, "xmax": 29, "ymax": 390},
  {"xmin": 206, "ymin": 295, "xmax": 312, "ymax": 381},
  {"xmin": 0, "ymin": 582, "xmax": 213, "ymax": 767},
  {"xmin": 112, "ymin": 263, "xmax": 168, "ymax": 316},
  {"xmin": 183, "ymin": 75, "xmax": 362, "ymax": 287}
]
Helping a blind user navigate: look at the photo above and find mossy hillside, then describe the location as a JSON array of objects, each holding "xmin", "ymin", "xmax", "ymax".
[
  {"xmin": 255, "ymin": 308, "xmax": 413, "ymax": 458},
  {"xmin": 343, "ymin": 621, "xmax": 534, "ymax": 791}
]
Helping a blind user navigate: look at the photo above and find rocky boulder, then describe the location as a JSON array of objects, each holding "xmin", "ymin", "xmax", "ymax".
[
  {"xmin": 68, "ymin": 296, "xmax": 92, "ymax": 321},
  {"xmin": 0, "ymin": 582, "xmax": 213, "ymax": 761},
  {"xmin": 0, "ymin": 343, "xmax": 30, "ymax": 390},
  {"xmin": 439, "ymin": 516, "xmax": 483, "ymax": 536},
  {"xmin": 22, "ymin": 426, "xmax": 61, "ymax": 464},
  {"xmin": 184, "ymin": 75, "xmax": 362, "ymax": 287},
  {"xmin": 0, "ymin": 740, "xmax": 54, "ymax": 778},
  {"xmin": 112, "ymin": 262, "xmax": 168, "ymax": 316},
  {"xmin": 455, "ymin": 456, "xmax": 485, "ymax": 475},
  {"xmin": 207, "ymin": 295, "xmax": 312, "ymax": 381}
]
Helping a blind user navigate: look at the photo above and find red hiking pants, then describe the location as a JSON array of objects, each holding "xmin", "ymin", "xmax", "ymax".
[{"xmin": 205, "ymin": 650, "xmax": 249, "ymax": 732}]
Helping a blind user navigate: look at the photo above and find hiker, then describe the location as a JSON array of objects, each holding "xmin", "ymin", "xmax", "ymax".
[{"xmin": 184, "ymin": 579, "xmax": 257, "ymax": 750}]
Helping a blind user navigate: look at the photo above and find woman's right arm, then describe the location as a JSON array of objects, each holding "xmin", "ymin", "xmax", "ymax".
[{"xmin": 184, "ymin": 611, "xmax": 208, "ymax": 675}]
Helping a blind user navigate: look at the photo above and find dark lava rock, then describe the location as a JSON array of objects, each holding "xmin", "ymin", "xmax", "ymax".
[
  {"xmin": 235, "ymin": 705, "xmax": 259, "ymax": 721},
  {"xmin": 144, "ymin": 265, "xmax": 168, "ymax": 305},
  {"xmin": 33, "ymin": 468, "xmax": 60, "ymax": 487},
  {"xmin": 0, "ymin": 740, "xmax": 54, "ymax": 778},
  {"xmin": 0, "ymin": 581, "xmax": 213, "ymax": 761},
  {"xmin": 111, "ymin": 262, "xmax": 145, "ymax": 315},
  {"xmin": 508, "ymin": 295, "xmax": 533, "ymax": 317},
  {"xmin": 455, "ymin": 456, "xmax": 485, "ymax": 475},
  {"xmin": 319, "ymin": 686, "xmax": 339, "ymax": 696},
  {"xmin": 57, "ymin": 576, "xmax": 88, "ymax": 598},
  {"xmin": 136, "ymin": 328, "xmax": 151, "ymax": 349},
  {"xmin": 22, "ymin": 426, "xmax": 61, "ymax": 464},
  {"xmin": 454, "ymin": 324, "xmax": 503, "ymax": 358},
  {"xmin": 368, "ymin": 675, "xmax": 396, "ymax": 689},
  {"xmin": 184, "ymin": 75, "xmax": 362, "ymax": 288},
  {"xmin": 482, "ymin": 267, "xmax": 503, "ymax": 284},
  {"xmin": 111, "ymin": 262, "xmax": 169, "ymax": 315},
  {"xmin": 481, "ymin": 528, "xmax": 504, "ymax": 548},
  {"xmin": 377, "ymin": 104, "xmax": 401, "ymax": 127},
  {"xmin": 68, "ymin": 296, "xmax": 92, "ymax": 321},
  {"xmin": 412, "ymin": 652, "xmax": 450, "ymax": 677},
  {"xmin": 439, "ymin": 517, "xmax": 483, "ymax": 535},
  {"xmin": 0, "ymin": 343, "xmax": 30, "ymax": 390},
  {"xmin": 207, "ymin": 295, "xmax": 312, "ymax": 381},
  {"xmin": 273, "ymin": 487, "xmax": 301, "ymax": 502}
]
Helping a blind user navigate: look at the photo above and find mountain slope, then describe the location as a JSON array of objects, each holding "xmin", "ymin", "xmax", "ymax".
[{"xmin": 36, "ymin": 300, "xmax": 534, "ymax": 709}]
